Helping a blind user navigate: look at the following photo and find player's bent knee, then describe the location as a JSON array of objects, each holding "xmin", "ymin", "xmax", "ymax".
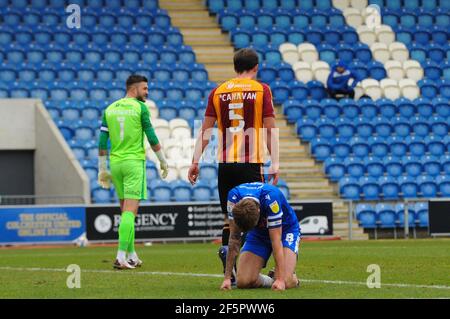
[{"xmin": 236, "ymin": 276, "xmax": 258, "ymax": 289}]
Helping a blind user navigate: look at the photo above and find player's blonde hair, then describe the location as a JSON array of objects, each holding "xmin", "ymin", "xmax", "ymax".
[{"xmin": 232, "ymin": 198, "xmax": 260, "ymax": 232}]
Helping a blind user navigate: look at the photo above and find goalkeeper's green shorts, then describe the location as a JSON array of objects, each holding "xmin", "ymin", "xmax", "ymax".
[{"xmin": 110, "ymin": 160, "xmax": 147, "ymax": 200}]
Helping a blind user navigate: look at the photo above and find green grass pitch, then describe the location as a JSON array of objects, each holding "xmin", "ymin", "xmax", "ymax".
[{"xmin": 0, "ymin": 239, "xmax": 449, "ymax": 298}]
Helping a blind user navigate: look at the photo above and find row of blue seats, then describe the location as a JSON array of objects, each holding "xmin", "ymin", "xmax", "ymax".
[
  {"xmin": 309, "ymin": 131, "xmax": 450, "ymax": 150},
  {"xmin": 356, "ymin": 202, "xmax": 429, "ymax": 228},
  {"xmin": 231, "ymin": 26, "xmax": 360, "ymax": 48},
  {"xmin": 382, "ymin": 8, "xmax": 449, "ymax": 29},
  {"xmin": 409, "ymin": 44, "xmax": 450, "ymax": 65},
  {"xmin": 269, "ymin": 79, "xmax": 450, "ymax": 103},
  {"xmin": 419, "ymin": 80, "xmax": 450, "ymax": 99},
  {"xmin": 283, "ymin": 97, "xmax": 450, "ymax": 121},
  {"xmin": 219, "ymin": 9, "xmax": 347, "ymax": 31},
  {"xmin": 292, "ymin": 109, "xmax": 450, "ymax": 128},
  {"xmin": 0, "ymin": 87, "xmax": 212, "ymax": 101},
  {"xmin": 325, "ymin": 155, "xmax": 450, "ymax": 181},
  {"xmin": 1, "ymin": 11, "xmax": 172, "ymax": 29},
  {"xmin": 0, "ymin": 29, "xmax": 184, "ymax": 48},
  {"xmin": 91, "ymin": 177, "xmax": 291, "ymax": 203},
  {"xmin": 0, "ymin": 80, "xmax": 214, "ymax": 97},
  {"xmin": 0, "ymin": 48, "xmax": 197, "ymax": 65},
  {"xmin": 325, "ymin": 154, "xmax": 450, "ymax": 177},
  {"xmin": 208, "ymin": 0, "xmax": 334, "ymax": 13},
  {"xmin": 393, "ymin": 26, "xmax": 449, "ymax": 47},
  {"xmin": 44, "ymin": 98, "xmax": 206, "ymax": 111},
  {"xmin": 369, "ymin": 0, "xmax": 449, "ymax": 12},
  {"xmin": 312, "ymin": 136, "xmax": 450, "ymax": 159},
  {"xmin": 340, "ymin": 175, "xmax": 450, "ymax": 200},
  {"xmin": 0, "ymin": 60, "xmax": 205, "ymax": 73},
  {"xmin": 92, "ymin": 183, "xmax": 220, "ymax": 203},
  {"xmin": 0, "ymin": 0, "xmax": 160, "ymax": 10},
  {"xmin": 0, "ymin": 67, "xmax": 209, "ymax": 83}
]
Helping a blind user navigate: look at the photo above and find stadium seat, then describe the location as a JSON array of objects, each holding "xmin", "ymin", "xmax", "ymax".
[
  {"xmin": 293, "ymin": 61, "xmax": 313, "ymax": 83},
  {"xmin": 298, "ymin": 43, "xmax": 319, "ymax": 63},
  {"xmin": 307, "ymin": 81, "xmax": 327, "ymax": 100},
  {"xmin": 344, "ymin": 156, "xmax": 365, "ymax": 179},
  {"xmin": 361, "ymin": 79, "xmax": 382, "ymax": 100},
  {"xmin": 360, "ymin": 176, "xmax": 380, "ymax": 200},
  {"xmin": 365, "ymin": 156, "xmax": 384, "ymax": 178},
  {"xmin": 270, "ymin": 81, "xmax": 290, "ymax": 104},
  {"xmin": 380, "ymin": 79, "xmax": 400, "ymax": 100},
  {"xmin": 417, "ymin": 175, "xmax": 438, "ymax": 198},
  {"xmin": 324, "ymin": 157, "xmax": 346, "ymax": 181},
  {"xmin": 171, "ymin": 180, "xmax": 192, "ymax": 202},
  {"xmin": 357, "ymin": 25, "xmax": 376, "ymax": 46},
  {"xmin": 418, "ymin": 80, "xmax": 438, "ymax": 99},
  {"xmin": 192, "ymin": 181, "xmax": 213, "ymax": 201},
  {"xmin": 384, "ymin": 155, "xmax": 403, "ymax": 177},
  {"xmin": 376, "ymin": 203, "xmax": 397, "ymax": 230},
  {"xmin": 150, "ymin": 179, "xmax": 172, "ymax": 202},
  {"xmin": 290, "ymin": 81, "xmax": 309, "ymax": 101},
  {"xmin": 339, "ymin": 177, "xmax": 361, "ymax": 200},
  {"xmin": 389, "ymin": 42, "xmax": 409, "ymax": 62},
  {"xmin": 92, "ymin": 187, "xmax": 111, "ymax": 203},
  {"xmin": 311, "ymin": 137, "xmax": 332, "ymax": 161},
  {"xmin": 356, "ymin": 206, "xmax": 377, "ymax": 229},
  {"xmin": 398, "ymin": 175, "xmax": 419, "ymax": 199},
  {"xmin": 437, "ymin": 175, "xmax": 450, "ymax": 197},
  {"xmin": 398, "ymin": 79, "xmax": 420, "ymax": 100},
  {"xmin": 395, "ymin": 203, "xmax": 416, "ymax": 229},
  {"xmin": 415, "ymin": 203, "xmax": 429, "ymax": 228},
  {"xmin": 343, "ymin": 7, "xmax": 363, "ymax": 28},
  {"xmin": 311, "ymin": 61, "xmax": 330, "ymax": 84}
]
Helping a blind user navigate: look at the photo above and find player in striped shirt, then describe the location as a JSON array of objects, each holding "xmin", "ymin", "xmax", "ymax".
[
  {"xmin": 187, "ymin": 48, "xmax": 279, "ymax": 281},
  {"xmin": 98, "ymin": 75, "xmax": 169, "ymax": 269},
  {"xmin": 220, "ymin": 182, "xmax": 301, "ymax": 291}
]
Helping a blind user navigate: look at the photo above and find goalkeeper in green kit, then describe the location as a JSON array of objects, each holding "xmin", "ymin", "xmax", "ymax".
[{"xmin": 97, "ymin": 75, "xmax": 169, "ymax": 270}]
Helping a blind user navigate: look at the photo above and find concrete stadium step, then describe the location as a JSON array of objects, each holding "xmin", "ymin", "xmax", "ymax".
[
  {"xmin": 194, "ymin": 47, "xmax": 235, "ymax": 64},
  {"xmin": 288, "ymin": 180, "xmax": 330, "ymax": 188},
  {"xmin": 290, "ymin": 191, "xmax": 336, "ymax": 199},
  {"xmin": 159, "ymin": 0, "xmax": 235, "ymax": 83},
  {"xmin": 159, "ymin": 0, "xmax": 207, "ymax": 11},
  {"xmin": 279, "ymin": 160, "xmax": 316, "ymax": 168},
  {"xmin": 183, "ymin": 34, "xmax": 231, "ymax": 46}
]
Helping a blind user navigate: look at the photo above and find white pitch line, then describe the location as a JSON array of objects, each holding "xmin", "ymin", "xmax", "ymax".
[{"xmin": 0, "ymin": 266, "xmax": 449, "ymax": 291}]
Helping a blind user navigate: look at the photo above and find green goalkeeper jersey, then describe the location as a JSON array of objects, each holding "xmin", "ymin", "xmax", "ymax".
[{"xmin": 99, "ymin": 97, "xmax": 159, "ymax": 163}]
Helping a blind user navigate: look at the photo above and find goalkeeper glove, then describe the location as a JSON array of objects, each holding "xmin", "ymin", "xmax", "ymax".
[
  {"xmin": 155, "ymin": 149, "xmax": 169, "ymax": 179},
  {"xmin": 98, "ymin": 155, "xmax": 112, "ymax": 189}
]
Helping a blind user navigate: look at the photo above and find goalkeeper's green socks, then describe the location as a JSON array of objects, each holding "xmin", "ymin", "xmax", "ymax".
[
  {"xmin": 117, "ymin": 211, "xmax": 135, "ymax": 260},
  {"xmin": 127, "ymin": 218, "xmax": 135, "ymax": 254}
]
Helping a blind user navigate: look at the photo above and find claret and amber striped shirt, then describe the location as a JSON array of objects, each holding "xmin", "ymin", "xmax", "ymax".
[{"xmin": 204, "ymin": 78, "xmax": 275, "ymax": 163}]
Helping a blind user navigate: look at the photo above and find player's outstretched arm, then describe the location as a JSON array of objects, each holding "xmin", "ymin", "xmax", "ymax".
[
  {"xmin": 221, "ymin": 221, "xmax": 241, "ymax": 290},
  {"xmin": 269, "ymin": 227, "xmax": 286, "ymax": 291}
]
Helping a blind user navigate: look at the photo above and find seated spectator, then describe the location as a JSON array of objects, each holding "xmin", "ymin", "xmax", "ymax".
[{"xmin": 326, "ymin": 61, "xmax": 359, "ymax": 100}]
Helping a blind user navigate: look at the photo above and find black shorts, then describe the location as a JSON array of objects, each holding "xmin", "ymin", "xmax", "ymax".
[{"xmin": 218, "ymin": 163, "xmax": 264, "ymax": 218}]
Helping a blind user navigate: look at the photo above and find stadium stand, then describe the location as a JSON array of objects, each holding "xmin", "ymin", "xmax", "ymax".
[
  {"xmin": 207, "ymin": 0, "xmax": 449, "ymax": 236},
  {"xmin": 1, "ymin": 0, "xmax": 447, "ymax": 237}
]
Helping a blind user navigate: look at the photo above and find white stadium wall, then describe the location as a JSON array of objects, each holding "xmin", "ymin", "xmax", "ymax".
[{"xmin": 0, "ymin": 99, "xmax": 90, "ymax": 204}]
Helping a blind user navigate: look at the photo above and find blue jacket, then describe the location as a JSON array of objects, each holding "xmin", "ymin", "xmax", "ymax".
[{"xmin": 327, "ymin": 63, "xmax": 359, "ymax": 91}]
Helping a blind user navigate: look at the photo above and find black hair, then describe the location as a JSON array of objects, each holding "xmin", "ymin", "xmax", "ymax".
[
  {"xmin": 233, "ymin": 48, "xmax": 259, "ymax": 74},
  {"xmin": 126, "ymin": 75, "xmax": 148, "ymax": 90}
]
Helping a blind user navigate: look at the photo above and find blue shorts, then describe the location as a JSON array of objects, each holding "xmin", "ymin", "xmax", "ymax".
[{"xmin": 241, "ymin": 226, "xmax": 301, "ymax": 265}]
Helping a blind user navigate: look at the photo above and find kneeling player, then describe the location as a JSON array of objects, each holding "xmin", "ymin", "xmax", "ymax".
[{"xmin": 220, "ymin": 182, "xmax": 301, "ymax": 291}]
